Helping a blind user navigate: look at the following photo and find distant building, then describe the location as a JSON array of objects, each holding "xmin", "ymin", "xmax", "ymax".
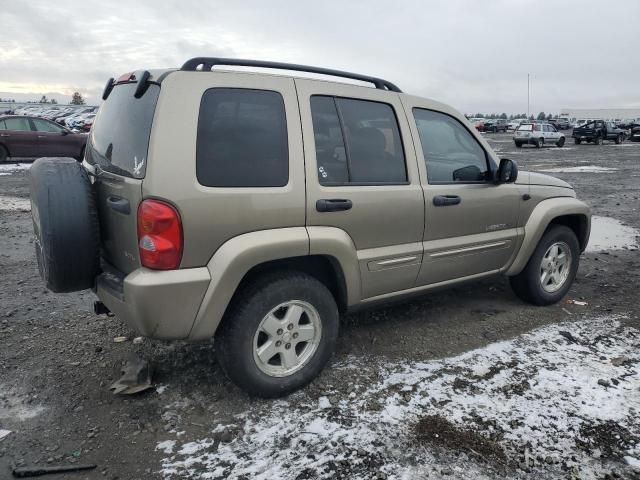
[{"xmin": 560, "ymin": 108, "xmax": 640, "ymax": 123}]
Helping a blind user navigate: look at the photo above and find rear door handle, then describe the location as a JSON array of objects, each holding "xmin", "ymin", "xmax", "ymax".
[
  {"xmin": 433, "ymin": 195, "xmax": 461, "ymax": 206},
  {"xmin": 106, "ymin": 195, "xmax": 130, "ymax": 215},
  {"xmin": 316, "ymin": 198, "xmax": 353, "ymax": 212},
  {"xmin": 0, "ymin": 134, "xmax": 9, "ymax": 137}
]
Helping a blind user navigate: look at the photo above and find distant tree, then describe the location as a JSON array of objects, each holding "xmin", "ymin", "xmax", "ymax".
[
  {"xmin": 70, "ymin": 92, "xmax": 85, "ymax": 105},
  {"xmin": 500, "ymin": 113, "xmax": 507, "ymax": 119},
  {"xmin": 529, "ymin": 114, "xmax": 535, "ymax": 120},
  {"xmin": 50, "ymin": 98, "xmax": 58, "ymax": 105},
  {"xmin": 546, "ymin": 113, "xmax": 553, "ymax": 120},
  {"xmin": 40, "ymin": 95, "xmax": 48, "ymax": 104},
  {"xmin": 475, "ymin": 113, "xmax": 484, "ymax": 118},
  {"xmin": 536, "ymin": 112, "xmax": 546, "ymax": 120}
]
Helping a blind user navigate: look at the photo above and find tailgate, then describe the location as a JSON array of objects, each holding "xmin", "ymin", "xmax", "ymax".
[
  {"xmin": 85, "ymin": 78, "xmax": 160, "ymax": 274},
  {"xmin": 94, "ymin": 172, "xmax": 143, "ymax": 274}
]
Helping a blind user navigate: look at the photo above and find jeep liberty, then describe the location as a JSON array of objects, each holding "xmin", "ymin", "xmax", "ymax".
[{"xmin": 29, "ymin": 58, "xmax": 591, "ymax": 397}]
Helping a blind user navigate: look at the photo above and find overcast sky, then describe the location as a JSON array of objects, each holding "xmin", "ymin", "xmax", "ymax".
[{"xmin": 1, "ymin": 0, "xmax": 639, "ymax": 114}]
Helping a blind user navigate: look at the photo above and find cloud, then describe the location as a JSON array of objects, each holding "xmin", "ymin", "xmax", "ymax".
[{"xmin": 1, "ymin": 0, "xmax": 639, "ymax": 112}]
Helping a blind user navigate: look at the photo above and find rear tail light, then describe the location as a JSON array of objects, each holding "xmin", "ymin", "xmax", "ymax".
[{"xmin": 137, "ymin": 199, "xmax": 183, "ymax": 270}]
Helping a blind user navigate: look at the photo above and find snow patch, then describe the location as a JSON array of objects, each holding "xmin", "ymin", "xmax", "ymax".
[
  {"xmin": 0, "ymin": 163, "xmax": 31, "ymax": 174},
  {"xmin": 0, "ymin": 195, "xmax": 31, "ymax": 211},
  {"xmin": 158, "ymin": 317, "xmax": 640, "ymax": 479},
  {"xmin": 538, "ymin": 166, "xmax": 617, "ymax": 173},
  {"xmin": 157, "ymin": 440, "xmax": 176, "ymax": 454},
  {"xmin": 587, "ymin": 216, "xmax": 639, "ymax": 252}
]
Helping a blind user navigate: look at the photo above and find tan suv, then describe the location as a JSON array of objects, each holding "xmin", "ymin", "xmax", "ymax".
[{"xmin": 29, "ymin": 58, "xmax": 591, "ymax": 397}]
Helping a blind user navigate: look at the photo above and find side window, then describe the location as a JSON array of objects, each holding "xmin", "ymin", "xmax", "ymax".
[
  {"xmin": 196, "ymin": 88, "xmax": 288, "ymax": 187},
  {"xmin": 413, "ymin": 108, "xmax": 490, "ymax": 183},
  {"xmin": 310, "ymin": 96, "xmax": 407, "ymax": 185},
  {"xmin": 4, "ymin": 117, "xmax": 31, "ymax": 132},
  {"xmin": 33, "ymin": 118, "xmax": 64, "ymax": 133},
  {"xmin": 0, "ymin": 120, "xmax": 5, "ymax": 130}
]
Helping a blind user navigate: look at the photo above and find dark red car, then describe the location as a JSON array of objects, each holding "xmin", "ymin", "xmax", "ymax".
[{"xmin": 0, "ymin": 115, "xmax": 87, "ymax": 162}]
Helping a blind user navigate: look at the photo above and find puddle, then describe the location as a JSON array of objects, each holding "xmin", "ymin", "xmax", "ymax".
[
  {"xmin": 588, "ymin": 216, "xmax": 639, "ymax": 252},
  {"xmin": 538, "ymin": 166, "xmax": 617, "ymax": 173},
  {"xmin": 0, "ymin": 195, "xmax": 31, "ymax": 211}
]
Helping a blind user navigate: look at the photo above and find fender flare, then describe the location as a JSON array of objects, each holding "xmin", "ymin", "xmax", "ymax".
[{"xmin": 505, "ymin": 197, "xmax": 590, "ymax": 276}]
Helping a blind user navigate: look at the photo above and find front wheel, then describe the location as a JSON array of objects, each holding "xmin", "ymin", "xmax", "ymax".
[
  {"xmin": 574, "ymin": 138, "xmax": 581, "ymax": 145},
  {"xmin": 556, "ymin": 137, "xmax": 565, "ymax": 147},
  {"xmin": 514, "ymin": 141, "xmax": 522, "ymax": 148},
  {"xmin": 510, "ymin": 225, "xmax": 580, "ymax": 306},
  {"xmin": 536, "ymin": 138, "xmax": 544, "ymax": 148},
  {"xmin": 615, "ymin": 134, "xmax": 623, "ymax": 144},
  {"xmin": 215, "ymin": 271, "xmax": 339, "ymax": 398},
  {"xmin": 594, "ymin": 136, "xmax": 603, "ymax": 145},
  {"xmin": 0, "ymin": 144, "xmax": 8, "ymax": 162}
]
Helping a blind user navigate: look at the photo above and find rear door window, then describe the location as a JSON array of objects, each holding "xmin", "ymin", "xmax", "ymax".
[
  {"xmin": 310, "ymin": 96, "xmax": 407, "ymax": 185},
  {"xmin": 87, "ymin": 83, "xmax": 160, "ymax": 178},
  {"xmin": 196, "ymin": 88, "xmax": 288, "ymax": 188},
  {"xmin": 32, "ymin": 118, "xmax": 65, "ymax": 133},
  {"xmin": 4, "ymin": 117, "xmax": 32, "ymax": 131},
  {"xmin": 518, "ymin": 124, "xmax": 533, "ymax": 131}
]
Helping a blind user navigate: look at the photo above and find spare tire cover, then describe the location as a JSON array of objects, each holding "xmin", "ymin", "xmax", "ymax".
[{"xmin": 29, "ymin": 158, "xmax": 100, "ymax": 292}]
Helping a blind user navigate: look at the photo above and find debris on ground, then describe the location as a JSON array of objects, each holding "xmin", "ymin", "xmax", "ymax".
[
  {"xmin": 132, "ymin": 336, "xmax": 144, "ymax": 345},
  {"xmin": 113, "ymin": 336, "xmax": 128, "ymax": 343},
  {"xmin": 12, "ymin": 463, "xmax": 97, "ymax": 478},
  {"xmin": 109, "ymin": 354, "xmax": 153, "ymax": 395},
  {"xmin": 0, "ymin": 429, "xmax": 11, "ymax": 441},
  {"xmin": 566, "ymin": 299, "xmax": 588, "ymax": 306}
]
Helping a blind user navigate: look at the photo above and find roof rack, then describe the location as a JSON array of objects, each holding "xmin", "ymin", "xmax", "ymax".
[{"xmin": 180, "ymin": 57, "xmax": 402, "ymax": 93}]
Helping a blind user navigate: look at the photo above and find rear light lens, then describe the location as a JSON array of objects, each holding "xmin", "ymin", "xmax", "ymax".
[{"xmin": 137, "ymin": 199, "xmax": 183, "ymax": 270}]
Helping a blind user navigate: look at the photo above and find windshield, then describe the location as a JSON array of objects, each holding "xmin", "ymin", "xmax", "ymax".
[
  {"xmin": 87, "ymin": 82, "xmax": 159, "ymax": 178},
  {"xmin": 518, "ymin": 124, "xmax": 533, "ymax": 131}
]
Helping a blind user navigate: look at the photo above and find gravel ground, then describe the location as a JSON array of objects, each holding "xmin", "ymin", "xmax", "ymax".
[{"xmin": 0, "ymin": 133, "xmax": 639, "ymax": 479}]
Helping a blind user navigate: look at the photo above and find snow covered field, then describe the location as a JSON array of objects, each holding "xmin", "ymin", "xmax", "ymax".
[{"xmin": 158, "ymin": 317, "xmax": 640, "ymax": 479}]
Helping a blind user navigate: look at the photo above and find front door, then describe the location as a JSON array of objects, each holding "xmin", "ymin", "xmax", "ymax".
[
  {"xmin": 297, "ymin": 79, "xmax": 424, "ymax": 299},
  {"xmin": 402, "ymin": 100, "xmax": 523, "ymax": 286},
  {"xmin": 31, "ymin": 118, "xmax": 78, "ymax": 157}
]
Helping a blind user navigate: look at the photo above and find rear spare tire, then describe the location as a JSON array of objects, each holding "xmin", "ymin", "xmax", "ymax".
[{"xmin": 29, "ymin": 158, "xmax": 100, "ymax": 292}]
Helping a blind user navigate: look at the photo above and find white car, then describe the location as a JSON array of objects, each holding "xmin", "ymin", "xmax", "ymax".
[
  {"xmin": 514, "ymin": 122, "xmax": 566, "ymax": 148},
  {"xmin": 507, "ymin": 119, "xmax": 526, "ymax": 131}
]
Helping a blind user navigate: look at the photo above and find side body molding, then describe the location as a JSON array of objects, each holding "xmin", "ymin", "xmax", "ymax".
[
  {"xmin": 188, "ymin": 227, "xmax": 310, "ymax": 340},
  {"xmin": 505, "ymin": 197, "xmax": 591, "ymax": 276}
]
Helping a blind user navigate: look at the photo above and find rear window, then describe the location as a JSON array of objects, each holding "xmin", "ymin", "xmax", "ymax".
[
  {"xmin": 87, "ymin": 83, "xmax": 160, "ymax": 178},
  {"xmin": 518, "ymin": 124, "xmax": 533, "ymax": 131},
  {"xmin": 196, "ymin": 88, "xmax": 288, "ymax": 188}
]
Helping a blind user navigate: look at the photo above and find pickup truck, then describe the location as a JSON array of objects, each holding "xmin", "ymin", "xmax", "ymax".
[{"xmin": 572, "ymin": 120, "xmax": 626, "ymax": 145}]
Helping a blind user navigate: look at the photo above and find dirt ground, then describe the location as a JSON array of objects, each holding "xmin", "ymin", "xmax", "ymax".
[{"xmin": 1, "ymin": 133, "xmax": 639, "ymax": 480}]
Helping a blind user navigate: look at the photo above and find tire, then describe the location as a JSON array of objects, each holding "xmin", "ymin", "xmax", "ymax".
[
  {"xmin": 215, "ymin": 271, "xmax": 340, "ymax": 398},
  {"xmin": 536, "ymin": 138, "xmax": 544, "ymax": 148},
  {"xmin": 574, "ymin": 138, "xmax": 581, "ymax": 145},
  {"xmin": 594, "ymin": 136, "xmax": 603, "ymax": 145},
  {"xmin": 615, "ymin": 134, "xmax": 623, "ymax": 145},
  {"xmin": 28, "ymin": 158, "xmax": 100, "ymax": 293},
  {"xmin": 556, "ymin": 137, "xmax": 565, "ymax": 147},
  {"xmin": 515, "ymin": 142, "xmax": 522, "ymax": 148},
  {"xmin": 509, "ymin": 225, "xmax": 580, "ymax": 306},
  {"xmin": 0, "ymin": 144, "xmax": 8, "ymax": 162}
]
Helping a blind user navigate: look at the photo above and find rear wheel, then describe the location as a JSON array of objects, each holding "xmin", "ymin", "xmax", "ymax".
[
  {"xmin": 510, "ymin": 225, "xmax": 580, "ymax": 306},
  {"xmin": 514, "ymin": 141, "xmax": 522, "ymax": 148},
  {"xmin": 594, "ymin": 136, "xmax": 603, "ymax": 145},
  {"xmin": 615, "ymin": 134, "xmax": 623, "ymax": 144},
  {"xmin": 0, "ymin": 144, "xmax": 8, "ymax": 162},
  {"xmin": 556, "ymin": 137, "xmax": 565, "ymax": 147},
  {"xmin": 215, "ymin": 271, "xmax": 340, "ymax": 398},
  {"xmin": 536, "ymin": 137, "xmax": 544, "ymax": 148},
  {"xmin": 574, "ymin": 138, "xmax": 581, "ymax": 145}
]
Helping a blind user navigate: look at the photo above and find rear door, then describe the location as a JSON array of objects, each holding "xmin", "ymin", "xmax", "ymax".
[
  {"xmin": 402, "ymin": 99, "xmax": 522, "ymax": 286},
  {"xmin": 1, "ymin": 117, "xmax": 38, "ymax": 157},
  {"xmin": 31, "ymin": 118, "xmax": 78, "ymax": 157},
  {"xmin": 86, "ymin": 80, "xmax": 160, "ymax": 274},
  {"xmin": 297, "ymin": 79, "xmax": 424, "ymax": 299}
]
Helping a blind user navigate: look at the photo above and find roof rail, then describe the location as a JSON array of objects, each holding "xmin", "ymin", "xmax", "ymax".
[{"xmin": 180, "ymin": 57, "xmax": 402, "ymax": 93}]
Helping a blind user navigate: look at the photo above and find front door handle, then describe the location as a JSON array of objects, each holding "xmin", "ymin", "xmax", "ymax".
[
  {"xmin": 433, "ymin": 195, "xmax": 461, "ymax": 207},
  {"xmin": 106, "ymin": 195, "xmax": 130, "ymax": 215},
  {"xmin": 316, "ymin": 198, "xmax": 353, "ymax": 212},
  {"xmin": 0, "ymin": 134, "xmax": 9, "ymax": 137}
]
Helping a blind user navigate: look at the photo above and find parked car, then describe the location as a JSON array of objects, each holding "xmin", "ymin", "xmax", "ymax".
[
  {"xmin": 572, "ymin": 120, "xmax": 625, "ymax": 145},
  {"xmin": 507, "ymin": 119, "xmax": 526, "ymax": 131},
  {"xmin": 549, "ymin": 118, "xmax": 570, "ymax": 130},
  {"xmin": 629, "ymin": 125, "xmax": 640, "ymax": 142},
  {"xmin": 81, "ymin": 114, "xmax": 96, "ymax": 131},
  {"xmin": 0, "ymin": 115, "xmax": 87, "ymax": 162},
  {"xmin": 483, "ymin": 119, "xmax": 508, "ymax": 133},
  {"xmin": 514, "ymin": 122, "xmax": 566, "ymax": 148},
  {"xmin": 472, "ymin": 118, "xmax": 486, "ymax": 132},
  {"xmin": 29, "ymin": 58, "xmax": 591, "ymax": 398}
]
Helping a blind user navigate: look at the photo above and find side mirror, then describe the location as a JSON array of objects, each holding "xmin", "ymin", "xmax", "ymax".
[
  {"xmin": 61, "ymin": 130, "xmax": 69, "ymax": 136},
  {"xmin": 496, "ymin": 158, "xmax": 518, "ymax": 183}
]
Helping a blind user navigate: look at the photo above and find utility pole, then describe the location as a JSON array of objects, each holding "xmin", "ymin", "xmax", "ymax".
[{"xmin": 527, "ymin": 73, "xmax": 530, "ymax": 118}]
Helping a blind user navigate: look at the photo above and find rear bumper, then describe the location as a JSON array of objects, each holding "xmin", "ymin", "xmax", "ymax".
[{"xmin": 96, "ymin": 264, "xmax": 210, "ymax": 339}]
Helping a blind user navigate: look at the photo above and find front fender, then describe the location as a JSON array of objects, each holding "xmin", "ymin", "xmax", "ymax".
[{"xmin": 505, "ymin": 197, "xmax": 591, "ymax": 276}]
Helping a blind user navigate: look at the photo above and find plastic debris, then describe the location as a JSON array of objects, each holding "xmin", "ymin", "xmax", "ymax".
[
  {"xmin": 0, "ymin": 429, "xmax": 11, "ymax": 441},
  {"xmin": 109, "ymin": 354, "xmax": 153, "ymax": 395},
  {"xmin": 566, "ymin": 299, "xmax": 588, "ymax": 306},
  {"xmin": 113, "ymin": 336, "xmax": 128, "ymax": 343},
  {"xmin": 132, "ymin": 336, "xmax": 144, "ymax": 345}
]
